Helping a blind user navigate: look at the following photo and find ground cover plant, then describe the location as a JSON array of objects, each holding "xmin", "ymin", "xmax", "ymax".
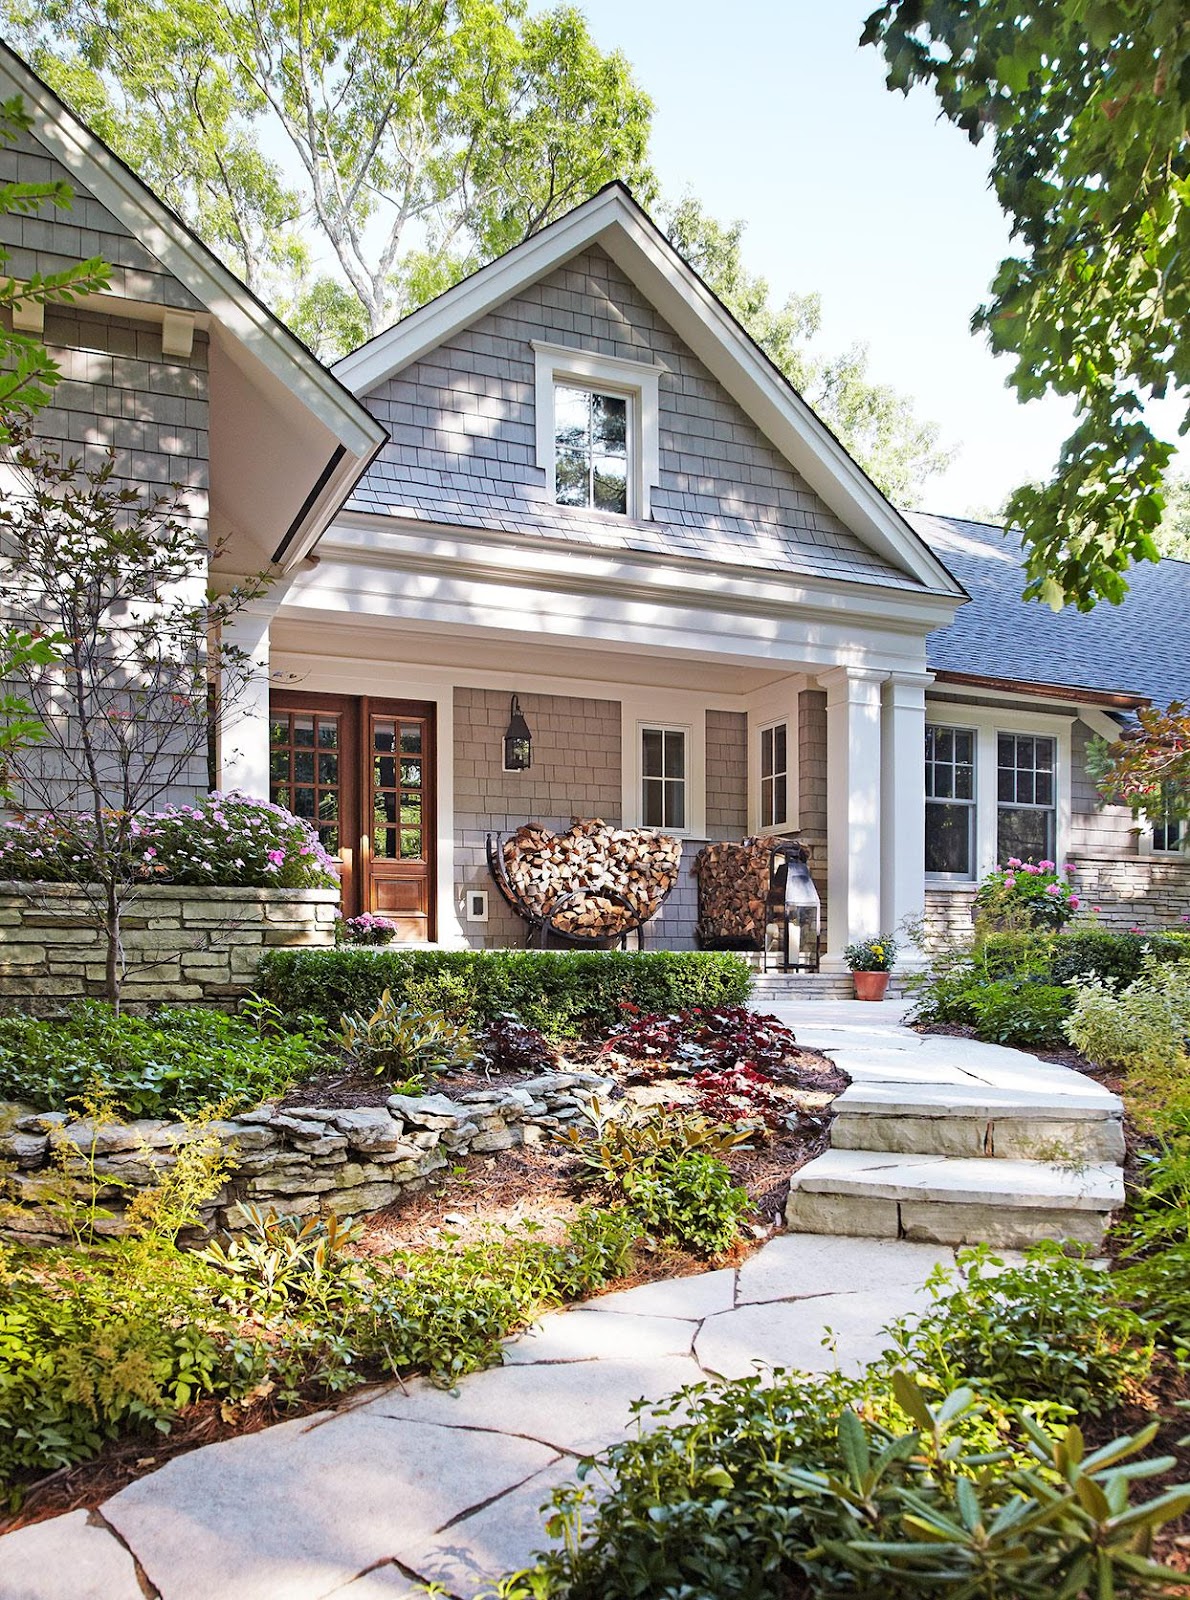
[
  {"xmin": 486, "ymin": 1368, "xmax": 1190, "ymax": 1599},
  {"xmin": 0, "ymin": 1163, "xmax": 642, "ymax": 1510},
  {"xmin": 0, "ymin": 1001, "xmax": 323, "ymax": 1117}
]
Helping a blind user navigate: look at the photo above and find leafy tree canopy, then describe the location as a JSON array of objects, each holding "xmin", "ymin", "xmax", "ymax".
[
  {"xmin": 863, "ymin": 0, "xmax": 1190, "ymax": 612},
  {"xmin": 3, "ymin": 0, "xmax": 655, "ymax": 345},
  {"xmin": 1089, "ymin": 699, "xmax": 1190, "ymax": 826},
  {"xmin": 664, "ymin": 197, "xmax": 951, "ymax": 505}
]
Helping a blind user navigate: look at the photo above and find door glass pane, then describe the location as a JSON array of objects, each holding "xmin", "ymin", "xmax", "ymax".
[
  {"xmin": 401, "ymin": 759, "xmax": 422, "ymax": 787},
  {"xmin": 400, "ymin": 828, "xmax": 422, "ymax": 860},
  {"xmin": 270, "ymin": 707, "xmax": 342, "ymax": 855}
]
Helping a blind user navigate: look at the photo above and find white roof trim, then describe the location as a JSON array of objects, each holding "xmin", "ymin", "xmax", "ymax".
[
  {"xmin": 0, "ymin": 44, "xmax": 385, "ymax": 464},
  {"xmin": 334, "ymin": 184, "xmax": 965, "ymax": 599}
]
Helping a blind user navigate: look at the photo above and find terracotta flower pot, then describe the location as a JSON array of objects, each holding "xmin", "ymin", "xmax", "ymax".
[{"xmin": 852, "ymin": 970, "xmax": 890, "ymax": 1002}]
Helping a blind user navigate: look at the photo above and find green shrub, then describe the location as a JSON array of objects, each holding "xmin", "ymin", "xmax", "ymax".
[
  {"xmin": 1065, "ymin": 957, "xmax": 1190, "ymax": 1077},
  {"xmin": 559, "ymin": 1107, "xmax": 752, "ymax": 1255},
  {"xmin": 1117, "ymin": 1244, "xmax": 1190, "ymax": 1355},
  {"xmin": 258, "ymin": 948, "xmax": 752, "ymax": 1040},
  {"xmin": 965, "ymin": 977, "xmax": 1073, "ymax": 1047},
  {"xmin": 493, "ymin": 1369, "xmax": 1190, "ymax": 1600},
  {"xmin": 886, "ymin": 1244, "xmax": 1154, "ymax": 1417},
  {"xmin": 336, "ymin": 988, "xmax": 474, "ymax": 1081},
  {"xmin": 979, "ymin": 928, "xmax": 1190, "ymax": 986},
  {"xmin": 0, "ymin": 1002, "xmax": 323, "ymax": 1117}
]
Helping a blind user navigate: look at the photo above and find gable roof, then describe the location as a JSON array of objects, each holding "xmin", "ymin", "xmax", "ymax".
[
  {"xmin": 912, "ymin": 512, "xmax": 1190, "ymax": 707},
  {"xmin": 0, "ymin": 42, "xmax": 386, "ymax": 569},
  {"xmin": 334, "ymin": 183, "xmax": 965, "ymax": 600}
]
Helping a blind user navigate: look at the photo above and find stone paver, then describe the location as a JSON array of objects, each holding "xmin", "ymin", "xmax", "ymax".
[
  {"xmin": 501, "ymin": 1306, "xmax": 695, "ymax": 1364},
  {"xmin": 696, "ymin": 1284, "xmax": 926, "ymax": 1379},
  {"xmin": 735, "ymin": 1230, "xmax": 952, "ymax": 1304},
  {"xmin": 2, "ymin": 1000, "xmax": 1111, "ymax": 1600},
  {"xmin": 103, "ymin": 1413, "xmax": 557, "ymax": 1600},
  {"xmin": 396, "ymin": 1457, "xmax": 583, "ymax": 1595},
  {"xmin": 362, "ymin": 1356, "xmax": 704, "ymax": 1456},
  {"xmin": 1, "ymin": 1509, "xmax": 144, "ymax": 1600}
]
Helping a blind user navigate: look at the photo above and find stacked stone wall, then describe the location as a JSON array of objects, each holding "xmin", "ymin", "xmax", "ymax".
[
  {"xmin": 0, "ymin": 883, "xmax": 339, "ymax": 1011},
  {"xmin": 0, "ymin": 1070, "xmax": 611, "ymax": 1244}
]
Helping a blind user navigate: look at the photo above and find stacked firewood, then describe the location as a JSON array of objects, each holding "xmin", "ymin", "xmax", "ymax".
[
  {"xmin": 695, "ymin": 836, "xmax": 784, "ymax": 946},
  {"xmin": 501, "ymin": 817, "xmax": 682, "ymax": 937}
]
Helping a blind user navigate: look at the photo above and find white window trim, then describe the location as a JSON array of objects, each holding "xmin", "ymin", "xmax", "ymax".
[
  {"xmin": 924, "ymin": 704, "xmax": 1073, "ymax": 888},
  {"xmin": 532, "ymin": 340, "xmax": 664, "ymax": 520},
  {"xmin": 755, "ymin": 717, "xmax": 793, "ymax": 833},
  {"xmin": 620, "ymin": 691, "xmax": 706, "ymax": 837},
  {"xmin": 1139, "ymin": 815, "xmax": 1186, "ymax": 857}
]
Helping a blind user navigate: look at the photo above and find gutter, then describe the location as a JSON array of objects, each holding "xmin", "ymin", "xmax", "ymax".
[{"xmin": 930, "ymin": 669, "xmax": 1150, "ymax": 710}]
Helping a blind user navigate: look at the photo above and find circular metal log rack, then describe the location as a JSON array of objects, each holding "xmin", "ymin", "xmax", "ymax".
[{"xmin": 485, "ymin": 830, "xmax": 665, "ymax": 949}]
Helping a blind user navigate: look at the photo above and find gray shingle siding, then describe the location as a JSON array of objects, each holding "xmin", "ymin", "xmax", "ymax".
[
  {"xmin": 0, "ymin": 126, "xmax": 204, "ymax": 311},
  {"xmin": 0, "ymin": 126, "xmax": 211, "ymax": 807},
  {"xmin": 351, "ymin": 246, "xmax": 918, "ymax": 590}
]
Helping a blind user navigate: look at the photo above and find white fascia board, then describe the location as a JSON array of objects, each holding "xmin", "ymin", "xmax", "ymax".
[
  {"xmin": 331, "ymin": 185, "xmax": 964, "ymax": 599},
  {"xmin": 281, "ymin": 555, "xmax": 935, "ymax": 678},
  {"xmin": 322, "ymin": 514, "xmax": 964, "ymax": 635},
  {"xmin": 0, "ymin": 48, "xmax": 385, "ymax": 463}
]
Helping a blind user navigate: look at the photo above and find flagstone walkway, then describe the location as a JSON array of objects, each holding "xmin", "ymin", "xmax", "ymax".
[{"xmin": 2, "ymin": 999, "xmax": 1113, "ymax": 1600}]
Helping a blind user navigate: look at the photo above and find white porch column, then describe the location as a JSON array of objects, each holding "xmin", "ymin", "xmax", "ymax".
[
  {"xmin": 218, "ymin": 606, "xmax": 272, "ymax": 798},
  {"xmin": 818, "ymin": 667, "xmax": 887, "ymax": 966},
  {"xmin": 881, "ymin": 672, "xmax": 932, "ymax": 954}
]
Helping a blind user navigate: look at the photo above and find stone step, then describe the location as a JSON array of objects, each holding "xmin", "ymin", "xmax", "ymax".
[
  {"xmin": 830, "ymin": 1081, "xmax": 1125, "ymax": 1164},
  {"xmin": 785, "ymin": 1147, "xmax": 1124, "ymax": 1249}
]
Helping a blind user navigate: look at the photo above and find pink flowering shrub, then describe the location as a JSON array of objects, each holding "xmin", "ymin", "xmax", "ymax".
[
  {"xmin": 974, "ymin": 858, "xmax": 1080, "ymax": 931},
  {"xmin": 338, "ymin": 912, "xmax": 398, "ymax": 946},
  {"xmin": 0, "ymin": 791, "xmax": 337, "ymax": 890}
]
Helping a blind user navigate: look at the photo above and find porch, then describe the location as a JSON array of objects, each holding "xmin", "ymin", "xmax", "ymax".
[{"xmin": 219, "ymin": 610, "xmax": 934, "ymax": 972}]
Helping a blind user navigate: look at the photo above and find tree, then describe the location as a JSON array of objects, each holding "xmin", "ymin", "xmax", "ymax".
[
  {"xmin": 1156, "ymin": 474, "xmax": 1190, "ymax": 561},
  {"xmin": 8, "ymin": 0, "xmax": 655, "ymax": 342},
  {"xmin": 664, "ymin": 197, "xmax": 951, "ymax": 506},
  {"xmin": 0, "ymin": 435, "xmax": 262, "ymax": 1005},
  {"xmin": 1089, "ymin": 700, "xmax": 1190, "ymax": 833},
  {"xmin": 862, "ymin": 2, "xmax": 1190, "ymax": 612}
]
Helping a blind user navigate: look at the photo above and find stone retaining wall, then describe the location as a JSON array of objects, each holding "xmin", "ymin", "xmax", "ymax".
[
  {"xmin": 0, "ymin": 1070, "xmax": 612, "ymax": 1244},
  {"xmin": 0, "ymin": 882, "xmax": 340, "ymax": 1012}
]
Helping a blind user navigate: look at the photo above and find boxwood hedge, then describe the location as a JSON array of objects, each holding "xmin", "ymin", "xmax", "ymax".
[
  {"xmin": 978, "ymin": 928, "xmax": 1190, "ymax": 986},
  {"xmin": 257, "ymin": 947, "xmax": 753, "ymax": 1039}
]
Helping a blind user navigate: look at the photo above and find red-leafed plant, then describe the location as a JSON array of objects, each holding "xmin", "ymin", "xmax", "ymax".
[
  {"xmin": 602, "ymin": 1004, "xmax": 797, "ymax": 1077},
  {"xmin": 688, "ymin": 1064, "xmax": 791, "ymax": 1129}
]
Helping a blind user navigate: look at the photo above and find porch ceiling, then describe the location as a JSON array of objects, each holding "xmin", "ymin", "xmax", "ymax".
[{"xmin": 268, "ymin": 615, "xmax": 800, "ymax": 695}]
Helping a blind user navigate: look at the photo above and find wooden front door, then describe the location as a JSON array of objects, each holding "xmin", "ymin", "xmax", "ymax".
[{"xmin": 269, "ymin": 692, "xmax": 435, "ymax": 939}]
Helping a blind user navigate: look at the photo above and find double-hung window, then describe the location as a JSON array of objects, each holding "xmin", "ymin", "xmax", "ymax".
[
  {"xmin": 533, "ymin": 342, "xmax": 663, "ymax": 521},
  {"xmin": 642, "ymin": 727, "xmax": 686, "ymax": 830},
  {"xmin": 925, "ymin": 725, "xmax": 976, "ymax": 879},
  {"xmin": 996, "ymin": 733, "xmax": 1056, "ymax": 864},
  {"xmin": 759, "ymin": 722, "xmax": 789, "ymax": 830}
]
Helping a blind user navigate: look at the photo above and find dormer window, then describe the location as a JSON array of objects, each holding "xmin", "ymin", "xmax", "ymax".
[
  {"xmin": 554, "ymin": 385, "xmax": 629, "ymax": 513},
  {"xmin": 533, "ymin": 341, "xmax": 664, "ymax": 520}
]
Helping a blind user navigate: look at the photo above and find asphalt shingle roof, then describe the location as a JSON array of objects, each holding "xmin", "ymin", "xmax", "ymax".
[{"xmin": 911, "ymin": 511, "xmax": 1190, "ymax": 708}]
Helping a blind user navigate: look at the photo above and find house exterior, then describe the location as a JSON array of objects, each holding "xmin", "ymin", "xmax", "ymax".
[{"xmin": 2, "ymin": 43, "xmax": 1187, "ymax": 967}]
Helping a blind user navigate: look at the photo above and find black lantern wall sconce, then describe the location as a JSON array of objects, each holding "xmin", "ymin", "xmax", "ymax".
[{"xmin": 502, "ymin": 695, "xmax": 532, "ymax": 771}]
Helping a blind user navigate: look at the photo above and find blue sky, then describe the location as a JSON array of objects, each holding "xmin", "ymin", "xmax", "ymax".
[{"xmin": 577, "ymin": 0, "xmax": 1183, "ymax": 517}]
